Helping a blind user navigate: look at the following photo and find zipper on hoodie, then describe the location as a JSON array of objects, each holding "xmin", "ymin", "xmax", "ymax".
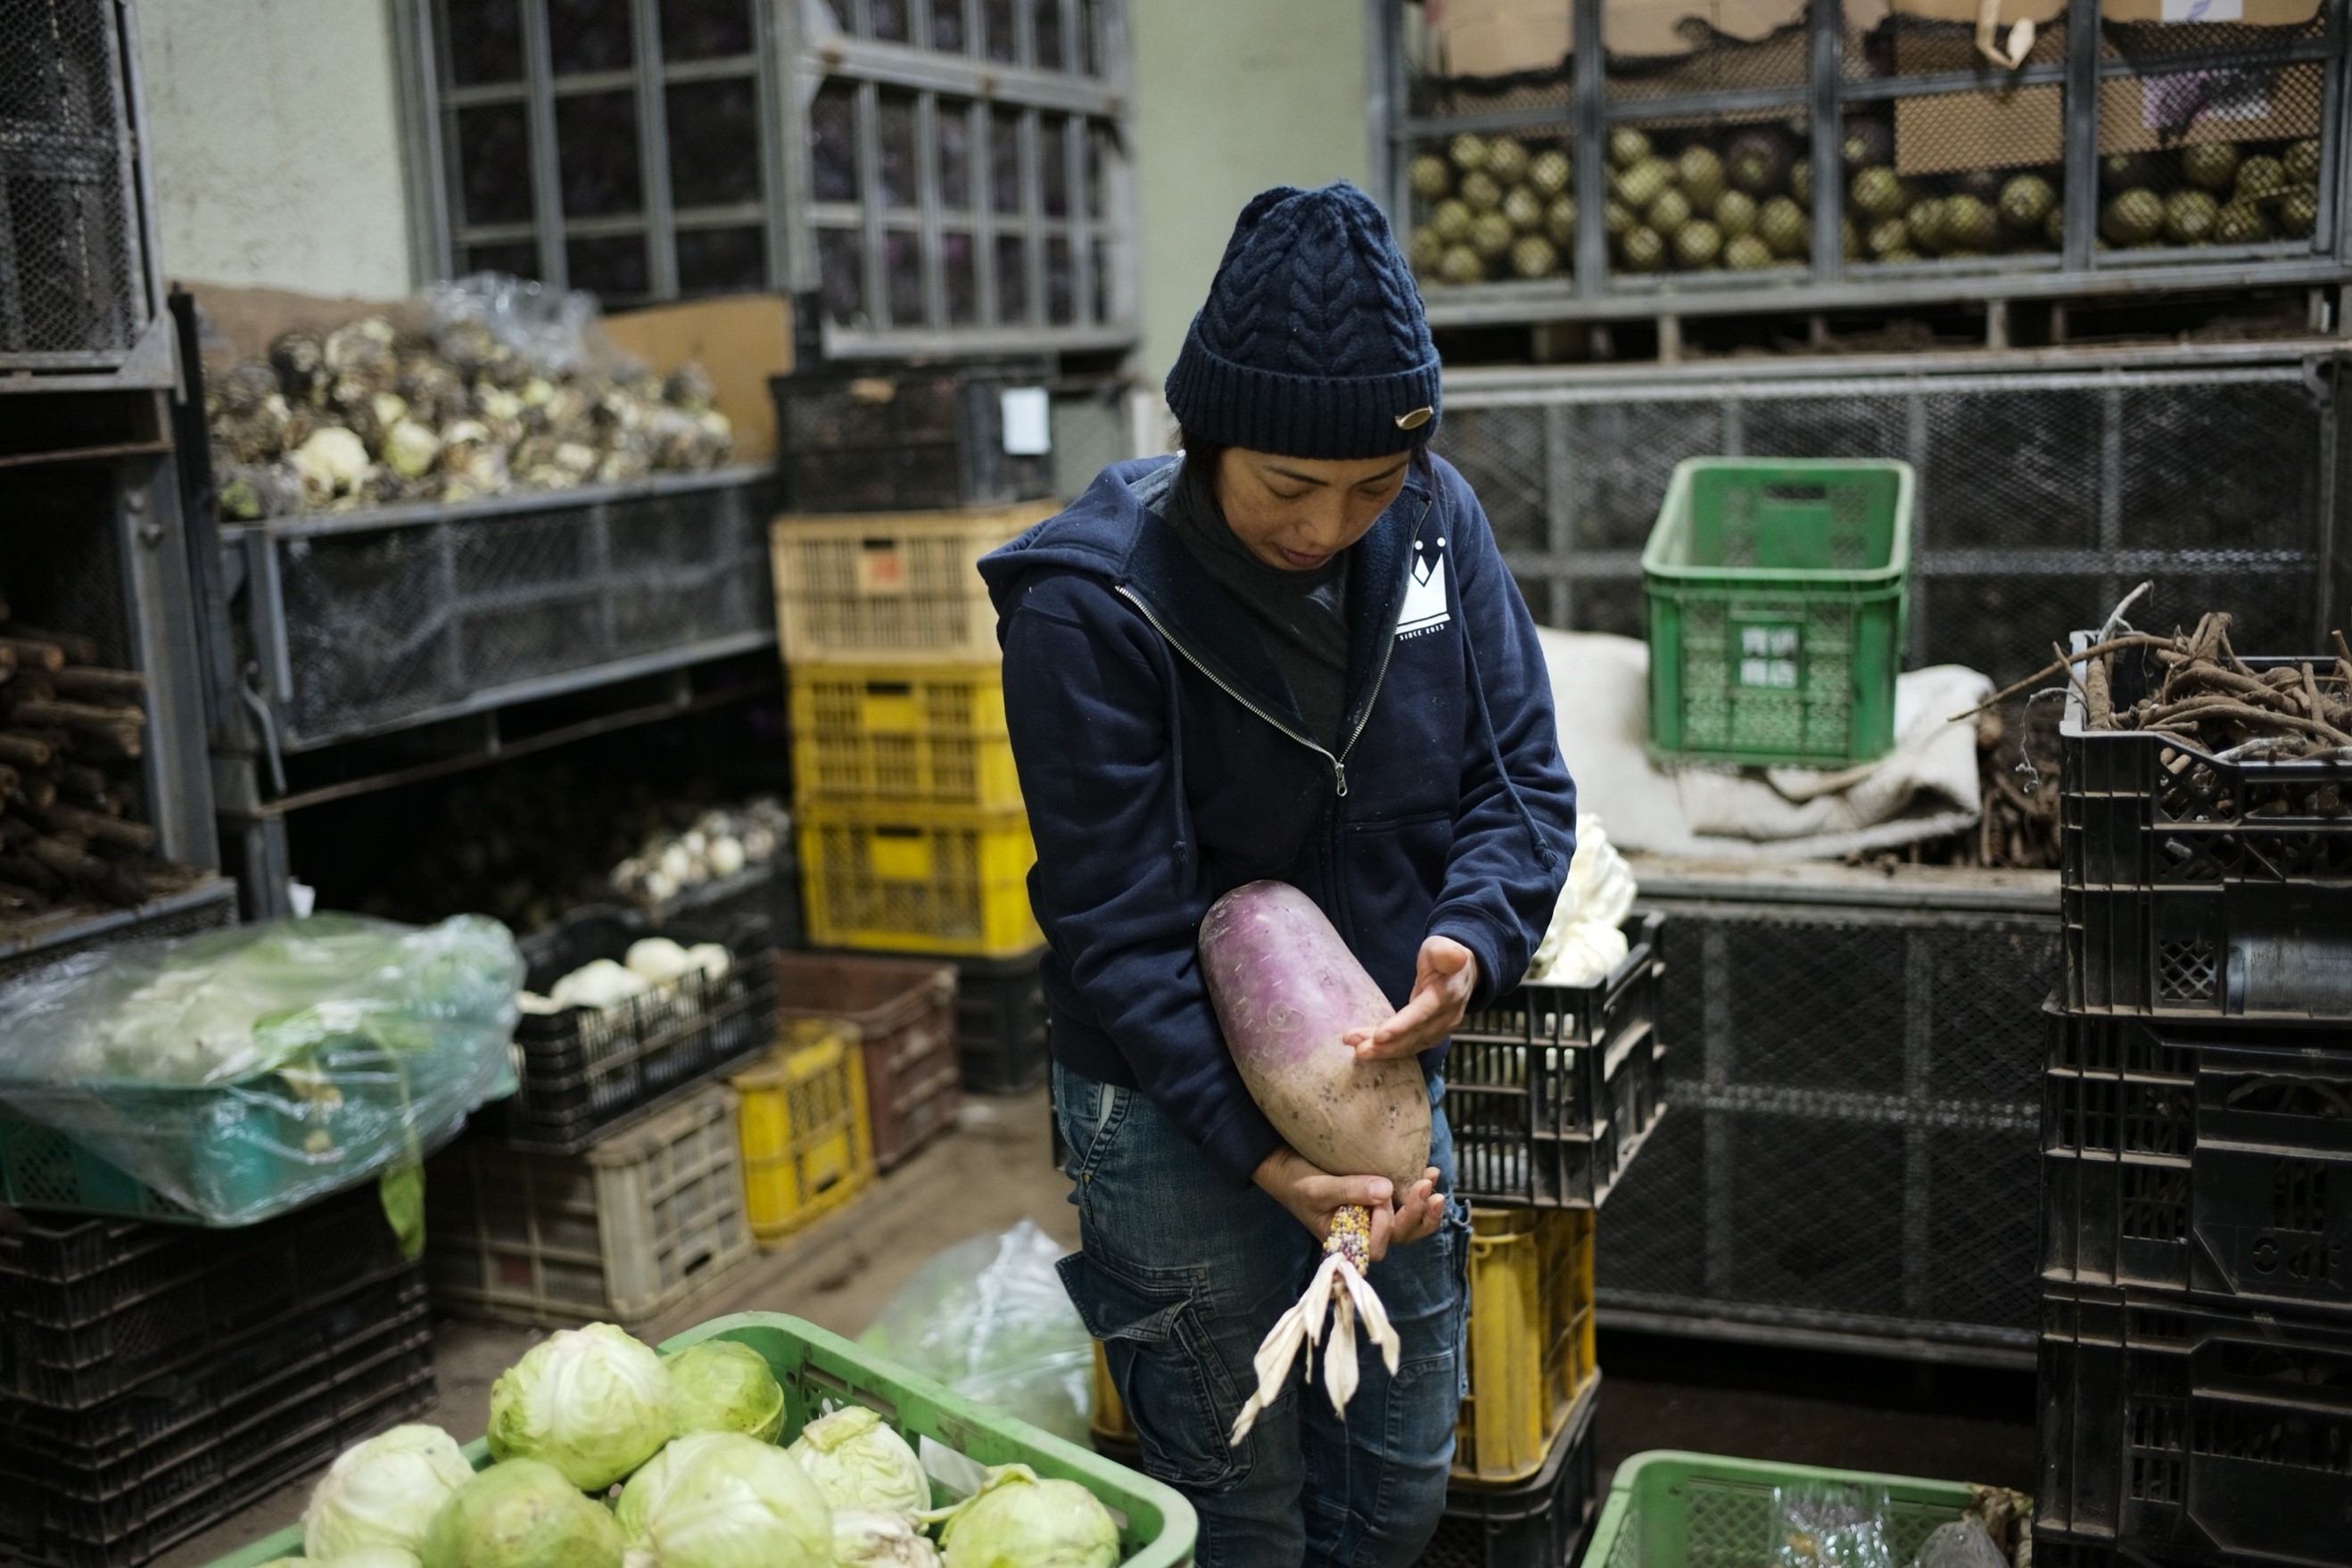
[{"xmin": 1114, "ymin": 491, "xmax": 1432, "ymax": 800}]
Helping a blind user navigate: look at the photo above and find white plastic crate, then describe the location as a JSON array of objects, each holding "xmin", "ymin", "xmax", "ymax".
[{"xmin": 425, "ymin": 1085, "xmax": 755, "ymax": 1329}]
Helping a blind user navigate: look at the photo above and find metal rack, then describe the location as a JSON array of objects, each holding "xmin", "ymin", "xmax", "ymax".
[
  {"xmin": 1437, "ymin": 339, "xmax": 2351, "ymax": 685},
  {"xmin": 395, "ymin": 0, "xmax": 1138, "ymax": 360},
  {"xmin": 1373, "ymin": 0, "xmax": 2352, "ymax": 330},
  {"xmin": 1, "ymin": 0, "xmax": 173, "ymax": 392}
]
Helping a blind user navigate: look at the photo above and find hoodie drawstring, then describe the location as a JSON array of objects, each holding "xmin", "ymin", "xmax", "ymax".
[{"xmin": 1459, "ymin": 574, "xmax": 1568, "ymax": 874}]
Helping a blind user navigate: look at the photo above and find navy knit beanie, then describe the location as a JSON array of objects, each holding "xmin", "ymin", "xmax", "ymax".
[{"xmin": 1165, "ymin": 183, "xmax": 1441, "ymax": 460}]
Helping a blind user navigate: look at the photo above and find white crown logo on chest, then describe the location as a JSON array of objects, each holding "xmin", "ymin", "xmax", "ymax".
[{"xmin": 1397, "ymin": 536, "xmax": 1452, "ymax": 639}]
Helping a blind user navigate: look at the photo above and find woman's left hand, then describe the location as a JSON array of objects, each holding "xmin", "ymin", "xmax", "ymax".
[{"xmin": 1345, "ymin": 936, "xmax": 1478, "ymax": 1062}]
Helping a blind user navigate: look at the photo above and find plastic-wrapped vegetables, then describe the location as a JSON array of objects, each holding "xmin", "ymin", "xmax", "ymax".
[
  {"xmin": 1526, "ymin": 813, "xmax": 1637, "ymax": 986},
  {"xmin": 0, "ymin": 914, "xmax": 522, "ymax": 1224},
  {"xmin": 208, "ymin": 274, "xmax": 732, "ymax": 521}
]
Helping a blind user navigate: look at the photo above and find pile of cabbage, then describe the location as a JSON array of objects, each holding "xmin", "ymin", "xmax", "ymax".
[{"xmin": 276, "ymin": 1323, "xmax": 1124, "ymax": 1568}]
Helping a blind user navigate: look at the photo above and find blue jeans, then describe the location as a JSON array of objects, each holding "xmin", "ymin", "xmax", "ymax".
[{"xmin": 1052, "ymin": 1062, "xmax": 1472, "ymax": 1568}]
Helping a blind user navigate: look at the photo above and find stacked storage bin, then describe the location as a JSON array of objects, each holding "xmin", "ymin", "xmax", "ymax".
[
  {"xmin": 1079, "ymin": 914, "xmax": 1669, "ymax": 1568},
  {"xmin": 770, "ymin": 362, "xmax": 1063, "ymax": 1162},
  {"xmin": 2034, "ymin": 644, "xmax": 2352, "ymax": 1568},
  {"xmin": 0, "ymin": 1186, "xmax": 433, "ymax": 1568},
  {"xmin": 423, "ymin": 905, "xmax": 791, "ymax": 1327}
]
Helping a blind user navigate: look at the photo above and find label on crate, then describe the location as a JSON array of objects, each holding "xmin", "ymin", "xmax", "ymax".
[
  {"xmin": 1734, "ymin": 622, "xmax": 1803, "ymax": 690},
  {"xmin": 1001, "ymin": 388, "xmax": 1052, "ymax": 456},
  {"xmin": 856, "ymin": 540, "xmax": 908, "ymax": 594}
]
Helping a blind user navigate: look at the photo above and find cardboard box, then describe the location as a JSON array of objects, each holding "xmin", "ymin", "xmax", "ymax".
[
  {"xmin": 1429, "ymin": 0, "xmax": 1805, "ymax": 73},
  {"xmin": 604, "ymin": 293, "xmax": 796, "ymax": 465}
]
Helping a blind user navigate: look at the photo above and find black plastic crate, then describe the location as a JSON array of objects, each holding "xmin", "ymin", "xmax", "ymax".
[
  {"xmin": 2041, "ymin": 1004, "xmax": 2352, "ymax": 1316},
  {"xmin": 1445, "ymin": 913, "xmax": 1665, "ymax": 1208},
  {"xmin": 772, "ymin": 361, "xmax": 1058, "ymax": 513},
  {"xmin": 0, "ymin": 1184, "xmax": 411, "ymax": 1410},
  {"xmin": 2031, "ymin": 1524, "xmax": 2214, "ymax": 1568},
  {"xmin": 2036, "ymin": 1281, "xmax": 2352, "ymax": 1568},
  {"xmin": 502, "ymin": 907, "xmax": 780, "ymax": 1154},
  {"xmin": 2061, "ymin": 646, "xmax": 2352, "ymax": 1021},
  {"xmin": 955, "ymin": 947, "xmax": 1047, "ymax": 1093},
  {"xmin": 1416, "ymin": 1379, "xmax": 1600, "ymax": 1568},
  {"xmin": 0, "ymin": 1275, "xmax": 433, "ymax": 1568}
]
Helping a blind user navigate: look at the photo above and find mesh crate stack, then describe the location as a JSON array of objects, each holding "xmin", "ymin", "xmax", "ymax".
[
  {"xmin": 770, "ymin": 497, "xmax": 1057, "ymax": 1154},
  {"xmin": 421, "ymin": 904, "xmax": 805, "ymax": 1328},
  {"xmin": 0, "ymin": 1185, "xmax": 432, "ymax": 1568},
  {"xmin": 2034, "ymin": 640, "xmax": 2352, "ymax": 1568}
]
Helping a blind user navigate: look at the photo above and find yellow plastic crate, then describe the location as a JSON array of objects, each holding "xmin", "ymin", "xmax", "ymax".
[
  {"xmin": 1457, "ymin": 1207, "xmax": 1597, "ymax": 1483},
  {"xmin": 788, "ymin": 662, "xmax": 1021, "ymax": 810},
  {"xmin": 730, "ymin": 1019, "xmax": 875, "ymax": 1242},
  {"xmin": 771, "ymin": 503, "xmax": 1056, "ymax": 665},
  {"xmin": 1090, "ymin": 1341, "xmax": 1135, "ymax": 1448},
  {"xmin": 798, "ymin": 803, "xmax": 1041, "ymax": 957}
]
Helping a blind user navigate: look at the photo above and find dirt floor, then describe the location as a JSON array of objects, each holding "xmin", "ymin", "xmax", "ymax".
[{"xmin": 158, "ymin": 1085, "xmax": 2031, "ymax": 1567}]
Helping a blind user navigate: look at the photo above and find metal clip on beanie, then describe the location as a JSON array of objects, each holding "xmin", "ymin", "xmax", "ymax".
[{"xmin": 1163, "ymin": 183, "xmax": 1443, "ymax": 460}]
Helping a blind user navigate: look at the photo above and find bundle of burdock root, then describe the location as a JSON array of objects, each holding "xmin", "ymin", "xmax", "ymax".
[
  {"xmin": 1977, "ymin": 609, "xmax": 2352, "ymax": 765},
  {"xmin": 0, "ymin": 615, "xmax": 175, "ymax": 923}
]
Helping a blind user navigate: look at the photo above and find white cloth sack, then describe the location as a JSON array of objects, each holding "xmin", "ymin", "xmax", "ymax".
[
  {"xmin": 1528, "ymin": 814, "xmax": 1637, "ymax": 986},
  {"xmin": 1537, "ymin": 630, "xmax": 1990, "ymax": 861}
]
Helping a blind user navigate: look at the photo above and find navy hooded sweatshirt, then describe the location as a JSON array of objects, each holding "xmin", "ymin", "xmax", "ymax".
[{"xmin": 977, "ymin": 451, "xmax": 1577, "ymax": 1189}]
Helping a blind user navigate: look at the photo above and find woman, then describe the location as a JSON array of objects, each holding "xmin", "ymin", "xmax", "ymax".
[{"xmin": 978, "ymin": 183, "xmax": 1576, "ymax": 1567}]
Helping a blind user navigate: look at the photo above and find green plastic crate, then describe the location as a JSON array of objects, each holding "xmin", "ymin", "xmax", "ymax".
[
  {"xmin": 203, "ymin": 1311, "xmax": 1197, "ymax": 1568},
  {"xmin": 1587, "ymin": 1450, "xmax": 1977, "ymax": 1568},
  {"xmin": 0, "ymin": 1117, "xmax": 199, "ymax": 1222},
  {"xmin": 1642, "ymin": 458, "xmax": 1913, "ymax": 770}
]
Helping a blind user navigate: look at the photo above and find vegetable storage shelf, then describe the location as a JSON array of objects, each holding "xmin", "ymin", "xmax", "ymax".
[
  {"xmin": 1374, "ymin": 0, "xmax": 2352, "ymax": 334},
  {"xmin": 1447, "ymin": 912, "xmax": 1667, "ymax": 1208},
  {"xmin": 2059, "ymin": 641, "xmax": 2352, "ymax": 1019},
  {"xmin": 224, "ymin": 466, "xmax": 777, "ymax": 752},
  {"xmin": 207, "ymin": 1310, "xmax": 1201, "ymax": 1568},
  {"xmin": 2042, "ymin": 1005, "xmax": 2352, "ymax": 1316},
  {"xmin": 1644, "ymin": 458, "xmax": 1914, "ymax": 769},
  {"xmin": 425, "ymin": 1083, "xmax": 756, "ymax": 1330}
]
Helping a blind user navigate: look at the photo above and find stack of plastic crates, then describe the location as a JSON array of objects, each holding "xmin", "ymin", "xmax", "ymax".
[
  {"xmin": 771, "ymin": 501, "xmax": 1058, "ymax": 1111},
  {"xmin": 2034, "ymin": 637, "xmax": 2352, "ymax": 1568},
  {"xmin": 0, "ymin": 1185, "xmax": 433, "ymax": 1568}
]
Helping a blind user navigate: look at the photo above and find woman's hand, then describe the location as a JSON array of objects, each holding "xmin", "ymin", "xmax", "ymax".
[
  {"xmin": 1251, "ymin": 1147, "xmax": 1447, "ymax": 1262},
  {"xmin": 1344, "ymin": 936, "xmax": 1479, "ymax": 1062}
]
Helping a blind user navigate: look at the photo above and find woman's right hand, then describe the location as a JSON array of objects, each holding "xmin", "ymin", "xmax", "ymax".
[{"xmin": 1250, "ymin": 1145, "xmax": 1446, "ymax": 1263}]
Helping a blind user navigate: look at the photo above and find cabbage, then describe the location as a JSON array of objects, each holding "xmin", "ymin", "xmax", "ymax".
[
  {"xmin": 334, "ymin": 1549, "xmax": 427, "ymax": 1568},
  {"xmin": 832, "ymin": 1509, "xmax": 942, "ymax": 1566},
  {"xmin": 935, "ymin": 1465, "xmax": 1118, "ymax": 1568},
  {"xmin": 664, "ymin": 1341, "xmax": 785, "ymax": 1444},
  {"xmin": 784, "ymin": 1407, "xmax": 928, "ymax": 1520},
  {"xmin": 614, "ymin": 1432, "xmax": 831, "ymax": 1568},
  {"xmin": 304, "ymin": 1424, "xmax": 475, "ymax": 1559},
  {"xmin": 419, "ymin": 1458, "xmax": 624, "ymax": 1568},
  {"xmin": 487, "ymin": 1324, "xmax": 677, "ymax": 1491}
]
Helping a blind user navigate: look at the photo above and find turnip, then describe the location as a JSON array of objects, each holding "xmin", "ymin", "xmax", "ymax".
[{"xmin": 1198, "ymin": 880, "xmax": 1432, "ymax": 1444}]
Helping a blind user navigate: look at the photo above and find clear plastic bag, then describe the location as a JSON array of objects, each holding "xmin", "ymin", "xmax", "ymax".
[
  {"xmin": 0, "ymin": 913, "xmax": 521, "ymax": 1226},
  {"xmin": 1774, "ymin": 1481, "xmax": 1895, "ymax": 1568},
  {"xmin": 858, "ymin": 1219, "xmax": 1094, "ymax": 1445},
  {"xmin": 426, "ymin": 274, "xmax": 614, "ymax": 383},
  {"xmin": 1914, "ymin": 1519, "xmax": 2010, "ymax": 1568}
]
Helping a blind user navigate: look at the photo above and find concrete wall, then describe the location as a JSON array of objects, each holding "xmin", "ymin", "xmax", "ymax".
[
  {"xmin": 1128, "ymin": 0, "xmax": 1373, "ymax": 390},
  {"xmin": 134, "ymin": 0, "xmax": 414, "ymax": 297}
]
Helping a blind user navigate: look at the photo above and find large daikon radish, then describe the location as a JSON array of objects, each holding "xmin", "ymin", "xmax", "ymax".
[{"xmin": 1199, "ymin": 880, "xmax": 1435, "ymax": 1444}]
